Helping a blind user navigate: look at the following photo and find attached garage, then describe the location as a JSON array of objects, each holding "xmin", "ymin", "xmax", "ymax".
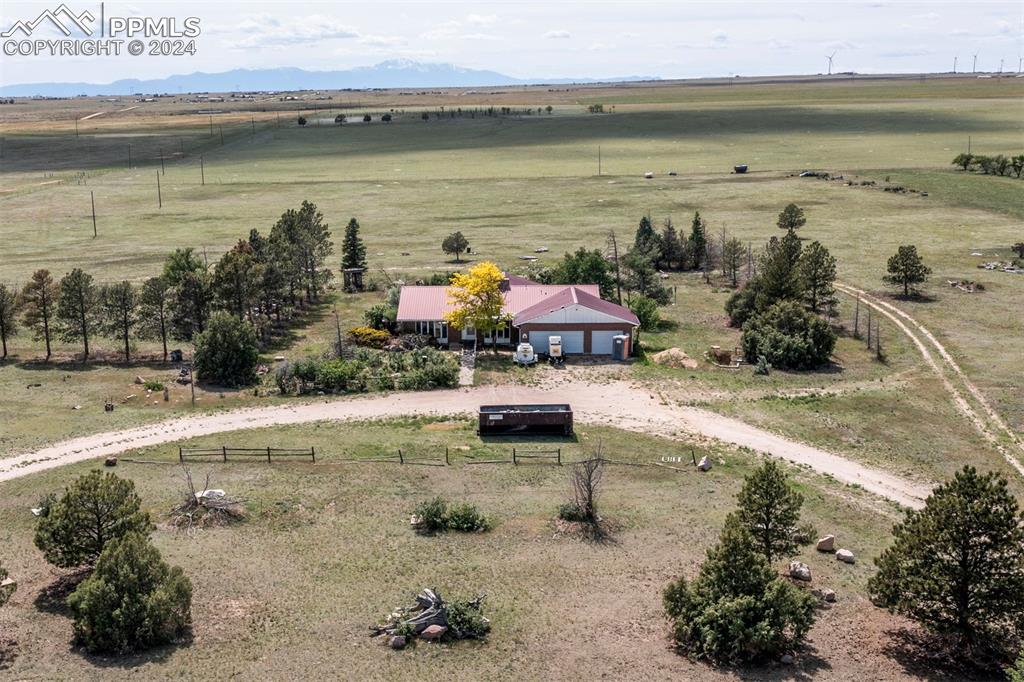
[
  {"xmin": 527, "ymin": 330, "xmax": 584, "ymax": 355},
  {"xmin": 591, "ymin": 330, "xmax": 626, "ymax": 355}
]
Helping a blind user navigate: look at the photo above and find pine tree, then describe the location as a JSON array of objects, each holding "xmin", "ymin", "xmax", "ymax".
[
  {"xmin": 869, "ymin": 466, "xmax": 1024, "ymax": 657},
  {"xmin": 883, "ymin": 245, "xmax": 931, "ymax": 297},
  {"xmin": 341, "ymin": 217, "xmax": 367, "ymax": 271},
  {"xmin": 633, "ymin": 215, "xmax": 661, "ymax": 262},
  {"xmin": 138, "ymin": 276, "xmax": 172, "ymax": 362},
  {"xmin": 776, "ymin": 203, "xmax": 806, "ymax": 230},
  {"xmin": 736, "ymin": 460, "xmax": 804, "ymax": 563},
  {"xmin": 660, "ymin": 219, "xmax": 684, "ymax": 270},
  {"xmin": 56, "ymin": 268, "xmax": 98, "ymax": 359},
  {"xmin": 100, "ymin": 281, "xmax": 138, "ymax": 362},
  {"xmin": 757, "ymin": 229, "xmax": 803, "ymax": 308},
  {"xmin": 34, "ymin": 470, "xmax": 153, "ymax": 568},
  {"xmin": 20, "ymin": 269, "xmax": 58, "ymax": 360},
  {"xmin": 798, "ymin": 240, "xmax": 838, "ymax": 314},
  {"xmin": 68, "ymin": 532, "xmax": 191, "ymax": 654},
  {"xmin": 664, "ymin": 514, "xmax": 816, "ymax": 663},
  {"xmin": 0, "ymin": 283, "xmax": 20, "ymax": 359},
  {"xmin": 721, "ymin": 237, "xmax": 747, "ymax": 287},
  {"xmin": 687, "ymin": 211, "xmax": 707, "ymax": 271}
]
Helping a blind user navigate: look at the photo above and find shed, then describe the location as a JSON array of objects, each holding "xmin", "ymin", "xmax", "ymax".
[{"xmin": 478, "ymin": 404, "xmax": 573, "ymax": 436}]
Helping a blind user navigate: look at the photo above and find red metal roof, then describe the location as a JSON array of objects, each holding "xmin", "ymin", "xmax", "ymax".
[
  {"xmin": 512, "ymin": 286, "xmax": 640, "ymax": 326},
  {"xmin": 396, "ymin": 281, "xmax": 601, "ymax": 321}
]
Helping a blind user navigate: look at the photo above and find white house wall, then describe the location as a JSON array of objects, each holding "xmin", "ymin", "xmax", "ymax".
[{"xmin": 523, "ymin": 304, "xmax": 631, "ymax": 325}]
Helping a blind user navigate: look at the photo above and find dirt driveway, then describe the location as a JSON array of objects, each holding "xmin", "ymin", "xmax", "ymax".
[{"xmin": 0, "ymin": 378, "xmax": 930, "ymax": 508}]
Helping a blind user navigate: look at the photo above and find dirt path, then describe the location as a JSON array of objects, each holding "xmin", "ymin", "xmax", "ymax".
[
  {"xmin": 0, "ymin": 379, "xmax": 929, "ymax": 508},
  {"xmin": 836, "ymin": 283, "xmax": 1024, "ymax": 478}
]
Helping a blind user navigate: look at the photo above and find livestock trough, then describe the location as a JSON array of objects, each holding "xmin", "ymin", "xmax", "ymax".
[{"xmin": 478, "ymin": 404, "xmax": 574, "ymax": 436}]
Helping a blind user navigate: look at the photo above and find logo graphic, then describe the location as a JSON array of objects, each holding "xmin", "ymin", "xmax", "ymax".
[{"xmin": 2, "ymin": 4, "xmax": 95, "ymax": 38}]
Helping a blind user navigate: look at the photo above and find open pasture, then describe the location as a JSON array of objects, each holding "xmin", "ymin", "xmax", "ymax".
[
  {"xmin": 0, "ymin": 420, "xmax": 915, "ymax": 680},
  {"xmin": 0, "ymin": 76, "xmax": 1021, "ymax": 467}
]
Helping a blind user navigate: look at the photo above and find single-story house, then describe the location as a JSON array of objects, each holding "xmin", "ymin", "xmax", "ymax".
[{"xmin": 395, "ymin": 275, "xmax": 639, "ymax": 355}]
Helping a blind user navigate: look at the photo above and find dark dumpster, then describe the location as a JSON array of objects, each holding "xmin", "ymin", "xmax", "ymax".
[{"xmin": 478, "ymin": 404, "xmax": 573, "ymax": 436}]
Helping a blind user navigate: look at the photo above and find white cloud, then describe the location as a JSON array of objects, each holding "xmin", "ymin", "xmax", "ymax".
[
  {"xmin": 227, "ymin": 14, "xmax": 359, "ymax": 49},
  {"xmin": 544, "ymin": 30, "xmax": 570, "ymax": 39},
  {"xmin": 465, "ymin": 14, "xmax": 497, "ymax": 26}
]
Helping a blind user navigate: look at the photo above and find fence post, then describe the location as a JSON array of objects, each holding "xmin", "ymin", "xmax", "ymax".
[
  {"xmin": 445, "ymin": 447, "xmax": 450, "ymax": 466},
  {"xmin": 179, "ymin": 446, "xmax": 183, "ymax": 463},
  {"xmin": 267, "ymin": 446, "xmax": 272, "ymax": 464},
  {"xmin": 222, "ymin": 445, "xmax": 227, "ymax": 463},
  {"xmin": 557, "ymin": 448, "xmax": 561, "ymax": 465},
  {"xmin": 513, "ymin": 447, "xmax": 517, "ymax": 465},
  {"xmin": 691, "ymin": 448, "xmax": 697, "ymax": 466},
  {"xmin": 398, "ymin": 449, "xmax": 404, "ymax": 464},
  {"xmin": 311, "ymin": 446, "xmax": 316, "ymax": 463}
]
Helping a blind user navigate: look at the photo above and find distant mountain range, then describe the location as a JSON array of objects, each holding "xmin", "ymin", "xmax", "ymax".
[{"xmin": 0, "ymin": 59, "xmax": 657, "ymax": 97}]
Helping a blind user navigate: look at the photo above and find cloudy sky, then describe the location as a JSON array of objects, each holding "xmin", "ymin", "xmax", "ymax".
[{"xmin": 1, "ymin": 1, "xmax": 1021, "ymax": 85}]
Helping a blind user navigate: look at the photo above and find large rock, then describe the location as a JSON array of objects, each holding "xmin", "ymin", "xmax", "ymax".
[
  {"xmin": 388, "ymin": 635, "xmax": 407, "ymax": 650},
  {"xmin": 812, "ymin": 588, "xmax": 837, "ymax": 603},
  {"xmin": 836, "ymin": 549, "xmax": 856, "ymax": 564},
  {"xmin": 788, "ymin": 561, "xmax": 812, "ymax": 582},
  {"xmin": 698, "ymin": 456, "xmax": 712, "ymax": 472},
  {"xmin": 419, "ymin": 624, "xmax": 447, "ymax": 641},
  {"xmin": 816, "ymin": 535, "xmax": 836, "ymax": 552},
  {"xmin": 134, "ymin": 375, "xmax": 145, "ymax": 384}
]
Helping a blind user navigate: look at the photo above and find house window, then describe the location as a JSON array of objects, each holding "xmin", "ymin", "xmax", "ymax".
[
  {"xmin": 416, "ymin": 321, "xmax": 446, "ymax": 339},
  {"xmin": 463, "ymin": 325, "xmax": 476, "ymax": 339}
]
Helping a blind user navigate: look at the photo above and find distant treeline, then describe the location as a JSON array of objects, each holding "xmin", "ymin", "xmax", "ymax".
[
  {"xmin": 0, "ymin": 201, "xmax": 337, "ymax": 362},
  {"xmin": 952, "ymin": 153, "xmax": 1024, "ymax": 178}
]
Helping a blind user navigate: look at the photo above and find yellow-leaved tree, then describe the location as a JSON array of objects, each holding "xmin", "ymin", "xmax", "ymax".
[{"xmin": 445, "ymin": 261, "xmax": 507, "ymax": 353}]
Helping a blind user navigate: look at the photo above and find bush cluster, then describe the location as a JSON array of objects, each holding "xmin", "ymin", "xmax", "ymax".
[
  {"xmin": 347, "ymin": 325, "xmax": 391, "ymax": 348},
  {"xmin": 741, "ymin": 300, "xmax": 836, "ymax": 370},
  {"xmin": 412, "ymin": 496, "xmax": 490, "ymax": 534},
  {"xmin": 277, "ymin": 347, "xmax": 458, "ymax": 395}
]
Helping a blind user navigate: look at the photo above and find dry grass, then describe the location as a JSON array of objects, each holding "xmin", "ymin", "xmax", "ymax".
[{"xmin": 0, "ymin": 419, "xmax": 930, "ymax": 680}]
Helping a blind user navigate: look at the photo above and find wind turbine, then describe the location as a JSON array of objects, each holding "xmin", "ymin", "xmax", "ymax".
[
  {"xmin": 953, "ymin": 55, "xmax": 958, "ymax": 73},
  {"xmin": 826, "ymin": 51, "xmax": 836, "ymax": 76},
  {"xmin": 972, "ymin": 52, "xmax": 978, "ymax": 73}
]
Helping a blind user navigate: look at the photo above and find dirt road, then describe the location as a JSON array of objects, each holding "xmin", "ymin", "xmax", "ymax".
[
  {"xmin": 836, "ymin": 283, "xmax": 1024, "ymax": 478},
  {"xmin": 0, "ymin": 379, "xmax": 929, "ymax": 508}
]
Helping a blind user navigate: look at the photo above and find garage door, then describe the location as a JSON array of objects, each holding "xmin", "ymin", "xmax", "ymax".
[
  {"xmin": 591, "ymin": 330, "xmax": 625, "ymax": 355},
  {"xmin": 528, "ymin": 330, "xmax": 584, "ymax": 354}
]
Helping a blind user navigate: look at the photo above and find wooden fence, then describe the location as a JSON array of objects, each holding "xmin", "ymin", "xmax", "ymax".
[{"xmin": 179, "ymin": 446, "xmax": 315, "ymax": 463}]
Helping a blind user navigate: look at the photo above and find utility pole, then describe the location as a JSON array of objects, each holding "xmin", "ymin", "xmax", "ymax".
[
  {"xmin": 156, "ymin": 171, "xmax": 162, "ymax": 208},
  {"xmin": 90, "ymin": 191, "xmax": 97, "ymax": 238},
  {"xmin": 219, "ymin": 125, "xmax": 224, "ymax": 145},
  {"xmin": 251, "ymin": 115, "xmax": 256, "ymax": 135},
  {"xmin": 127, "ymin": 143, "xmax": 132, "ymax": 169},
  {"xmin": 75, "ymin": 118, "xmax": 79, "ymax": 137},
  {"xmin": 200, "ymin": 155, "xmax": 205, "ymax": 185},
  {"xmin": 598, "ymin": 145, "xmax": 601, "ymax": 176},
  {"xmin": 209, "ymin": 115, "xmax": 214, "ymax": 136}
]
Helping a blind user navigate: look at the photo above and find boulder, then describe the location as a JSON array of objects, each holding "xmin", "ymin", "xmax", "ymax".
[
  {"xmin": 104, "ymin": 456, "xmax": 118, "ymax": 467},
  {"xmin": 781, "ymin": 654, "xmax": 794, "ymax": 664},
  {"xmin": 134, "ymin": 375, "xmax": 145, "ymax": 384},
  {"xmin": 788, "ymin": 561, "xmax": 812, "ymax": 582},
  {"xmin": 812, "ymin": 588, "xmax": 837, "ymax": 603},
  {"xmin": 419, "ymin": 624, "xmax": 447, "ymax": 641},
  {"xmin": 389, "ymin": 635, "xmax": 407, "ymax": 650},
  {"xmin": 836, "ymin": 549, "xmax": 855, "ymax": 564},
  {"xmin": 697, "ymin": 456, "xmax": 712, "ymax": 472},
  {"xmin": 816, "ymin": 535, "xmax": 836, "ymax": 552}
]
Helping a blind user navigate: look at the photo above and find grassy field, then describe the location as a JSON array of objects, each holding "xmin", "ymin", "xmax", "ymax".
[
  {"xmin": 0, "ymin": 76, "xmax": 1020, "ymax": 486},
  {"xmin": 0, "ymin": 420, "xmax": 925, "ymax": 680}
]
